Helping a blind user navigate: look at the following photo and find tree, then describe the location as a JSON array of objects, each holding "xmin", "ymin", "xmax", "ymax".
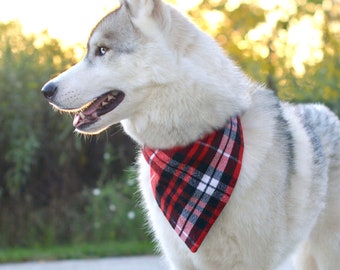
[
  {"xmin": 0, "ymin": 21, "xmax": 139, "ymax": 247},
  {"xmin": 0, "ymin": 21, "xmax": 76, "ymax": 196},
  {"xmin": 176, "ymin": 0, "xmax": 340, "ymax": 113}
]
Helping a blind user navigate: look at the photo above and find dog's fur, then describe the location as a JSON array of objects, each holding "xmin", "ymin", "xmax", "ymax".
[{"xmin": 42, "ymin": 0, "xmax": 340, "ymax": 269}]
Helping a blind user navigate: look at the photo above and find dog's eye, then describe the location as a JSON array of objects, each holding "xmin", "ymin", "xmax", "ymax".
[{"xmin": 96, "ymin": 47, "xmax": 109, "ymax": 56}]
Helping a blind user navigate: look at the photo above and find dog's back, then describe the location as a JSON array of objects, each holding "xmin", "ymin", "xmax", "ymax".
[
  {"xmin": 297, "ymin": 104, "xmax": 340, "ymax": 165},
  {"xmin": 293, "ymin": 104, "xmax": 340, "ymax": 269}
]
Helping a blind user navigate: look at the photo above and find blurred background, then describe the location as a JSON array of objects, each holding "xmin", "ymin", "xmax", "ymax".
[{"xmin": 0, "ymin": 0, "xmax": 339, "ymax": 262}]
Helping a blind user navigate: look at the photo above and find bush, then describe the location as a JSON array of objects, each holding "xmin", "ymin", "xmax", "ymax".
[
  {"xmin": 79, "ymin": 167, "xmax": 148, "ymax": 243},
  {"xmin": 0, "ymin": 21, "xmax": 140, "ymax": 249}
]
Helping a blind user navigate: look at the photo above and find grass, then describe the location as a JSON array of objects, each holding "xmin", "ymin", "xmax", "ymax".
[{"xmin": 0, "ymin": 241, "xmax": 155, "ymax": 263}]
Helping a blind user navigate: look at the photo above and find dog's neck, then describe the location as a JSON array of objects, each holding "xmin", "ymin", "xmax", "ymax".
[{"xmin": 121, "ymin": 71, "xmax": 252, "ymax": 149}]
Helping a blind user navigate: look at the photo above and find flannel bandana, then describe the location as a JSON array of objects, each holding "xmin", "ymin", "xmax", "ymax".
[{"xmin": 142, "ymin": 116, "xmax": 244, "ymax": 253}]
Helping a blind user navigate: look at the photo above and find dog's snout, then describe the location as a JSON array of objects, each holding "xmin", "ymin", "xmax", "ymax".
[{"xmin": 42, "ymin": 81, "xmax": 58, "ymax": 100}]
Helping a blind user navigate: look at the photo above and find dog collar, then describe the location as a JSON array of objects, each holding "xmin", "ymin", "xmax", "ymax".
[{"xmin": 142, "ymin": 116, "xmax": 244, "ymax": 252}]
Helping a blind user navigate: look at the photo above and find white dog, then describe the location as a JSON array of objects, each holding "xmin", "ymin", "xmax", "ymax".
[{"xmin": 42, "ymin": 0, "xmax": 340, "ymax": 269}]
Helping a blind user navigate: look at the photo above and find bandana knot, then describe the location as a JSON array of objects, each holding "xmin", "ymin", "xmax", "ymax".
[{"xmin": 142, "ymin": 116, "xmax": 244, "ymax": 252}]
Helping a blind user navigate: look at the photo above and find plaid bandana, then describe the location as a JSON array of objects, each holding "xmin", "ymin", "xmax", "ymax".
[{"xmin": 142, "ymin": 116, "xmax": 244, "ymax": 253}]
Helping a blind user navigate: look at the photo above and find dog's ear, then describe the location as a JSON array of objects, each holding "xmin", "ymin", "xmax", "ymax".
[
  {"xmin": 123, "ymin": 0, "xmax": 166, "ymax": 38},
  {"xmin": 124, "ymin": 0, "xmax": 156, "ymax": 18}
]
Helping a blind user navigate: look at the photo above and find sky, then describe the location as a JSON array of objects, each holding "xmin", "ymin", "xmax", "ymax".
[
  {"xmin": 0, "ymin": 0, "xmax": 202, "ymax": 45},
  {"xmin": 0, "ymin": 0, "xmax": 120, "ymax": 47}
]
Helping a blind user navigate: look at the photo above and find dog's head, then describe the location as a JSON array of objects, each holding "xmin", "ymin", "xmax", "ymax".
[
  {"xmin": 42, "ymin": 0, "xmax": 251, "ymax": 147},
  {"xmin": 42, "ymin": 0, "xmax": 181, "ymax": 135}
]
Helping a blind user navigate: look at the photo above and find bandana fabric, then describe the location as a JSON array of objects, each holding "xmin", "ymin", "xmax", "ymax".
[{"xmin": 142, "ymin": 116, "xmax": 244, "ymax": 253}]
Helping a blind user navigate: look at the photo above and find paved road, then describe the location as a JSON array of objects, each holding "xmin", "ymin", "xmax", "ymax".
[
  {"xmin": 0, "ymin": 256, "xmax": 166, "ymax": 270},
  {"xmin": 0, "ymin": 256, "xmax": 294, "ymax": 270}
]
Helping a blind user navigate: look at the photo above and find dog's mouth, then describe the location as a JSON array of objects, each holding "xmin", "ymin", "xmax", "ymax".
[{"xmin": 72, "ymin": 90, "xmax": 125, "ymax": 129}]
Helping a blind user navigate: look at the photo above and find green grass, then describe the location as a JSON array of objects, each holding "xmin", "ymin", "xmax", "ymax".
[{"xmin": 0, "ymin": 241, "xmax": 155, "ymax": 263}]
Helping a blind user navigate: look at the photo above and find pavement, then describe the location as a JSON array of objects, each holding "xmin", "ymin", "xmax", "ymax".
[
  {"xmin": 0, "ymin": 256, "xmax": 166, "ymax": 270},
  {"xmin": 0, "ymin": 256, "xmax": 295, "ymax": 270}
]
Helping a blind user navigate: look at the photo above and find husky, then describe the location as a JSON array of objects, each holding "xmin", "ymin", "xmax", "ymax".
[{"xmin": 42, "ymin": 0, "xmax": 340, "ymax": 269}]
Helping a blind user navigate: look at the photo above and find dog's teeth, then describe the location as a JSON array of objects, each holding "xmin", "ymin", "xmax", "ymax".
[
  {"xmin": 79, "ymin": 112, "xmax": 85, "ymax": 119},
  {"xmin": 107, "ymin": 95, "xmax": 115, "ymax": 101},
  {"xmin": 73, "ymin": 114, "xmax": 80, "ymax": 126},
  {"xmin": 102, "ymin": 102, "xmax": 109, "ymax": 106}
]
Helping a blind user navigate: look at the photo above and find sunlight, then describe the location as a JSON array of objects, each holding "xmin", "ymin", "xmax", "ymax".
[
  {"xmin": 287, "ymin": 13, "xmax": 324, "ymax": 75},
  {"xmin": 177, "ymin": 0, "xmax": 327, "ymax": 76},
  {"xmin": 0, "ymin": 0, "xmax": 120, "ymax": 48},
  {"xmin": 257, "ymin": 0, "xmax": 298, "ymax": 13},
  {"xmin": 225, "ymin": 0, "xmax": 242, "ymax": 12},
  {"xmin": 202, "ymin": 10, "xmax": 225, "ymax": 34},
  {"xmin": 0, "ymin": 0, "xmax": 330, "ymax": 75},
  {"xmin": 228, "ymin": 0, "xmax": 326, "ymax": 75},
  {"xmin": 171, "ymin": 0, "xmax": 203, "ymax": 12}
]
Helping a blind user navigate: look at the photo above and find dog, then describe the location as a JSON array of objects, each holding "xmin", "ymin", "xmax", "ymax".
[{"xmin": 42, "ymin": 0, "xmax": 340, "ymax": 269}]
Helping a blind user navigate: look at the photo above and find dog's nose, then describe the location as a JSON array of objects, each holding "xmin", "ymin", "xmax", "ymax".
[{"xmin": 42, "ymin": 81, "xmax": 58, "ymax": 100}]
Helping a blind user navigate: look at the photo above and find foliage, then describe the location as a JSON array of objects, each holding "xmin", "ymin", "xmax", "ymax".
[
  {"xmin": 0, "ymin": 21, "xmax": 140, "ymax": 249},
  {"xmin": 0, "ymin": 241, "xmax": 154, "ymax": 263},
  {"xmin": 0, "ymin": 21, "xmax": 75, "ymax": 196},
  {"xmin": 74, "ymin": 167, "xmax": 148, "ymax": 244},
  {"xmin": 185, "ymin": 0, "xmax": 340, "ymax": 113}
]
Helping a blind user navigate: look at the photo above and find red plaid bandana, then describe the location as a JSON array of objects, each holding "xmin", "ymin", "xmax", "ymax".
[{"xmin": 142, "ymin": 116, "xmax": 244, "ymax": 253}]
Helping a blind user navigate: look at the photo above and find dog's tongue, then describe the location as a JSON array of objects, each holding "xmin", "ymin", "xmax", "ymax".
[
  {"xmin": 73, "ymin": 95, "xmax": 108, "ymax": 128},
  {"xmin": 73, "ymin": 112, "xmax": 98, "ymax": 128}
]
